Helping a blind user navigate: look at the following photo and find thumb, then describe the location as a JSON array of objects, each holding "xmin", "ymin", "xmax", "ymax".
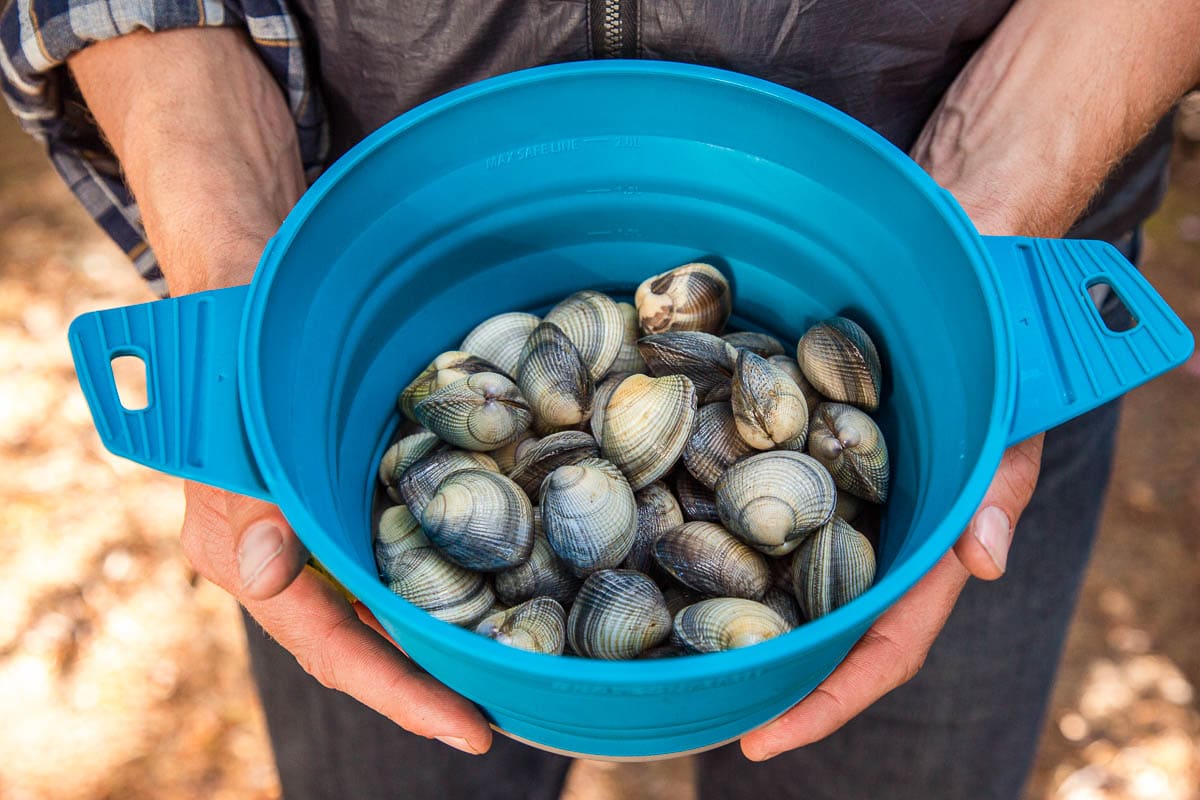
[
  {"xmin": 226, "ymin": 492, "xmax": 310, "ymax": 601},
  {"xmin": 953, "ymin": 432, "xmax": 1044, "ymax": 581}
]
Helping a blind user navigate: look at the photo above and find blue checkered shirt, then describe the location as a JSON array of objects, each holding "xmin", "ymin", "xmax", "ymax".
[{"xmin": 0, "ymin": 0, "xmax": 327, "ymax": 297}]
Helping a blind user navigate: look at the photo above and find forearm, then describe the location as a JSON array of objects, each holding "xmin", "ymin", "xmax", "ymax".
[
  {"xmin": 914, "ymin": 0, "xmax": 1200, "ymax": 236},
  {"xmin": 69, "ymin": 27, "xmax": 305, "ymax": 295}
]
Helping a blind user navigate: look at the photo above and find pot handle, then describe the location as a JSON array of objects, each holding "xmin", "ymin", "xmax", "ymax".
[
  {"xmin": 984, "ymin": 236, "xmax": 1193, "ymax": 446},
  {"xmin": 67, "ymin": 284, "xmax": 272, "ymax": 501}
]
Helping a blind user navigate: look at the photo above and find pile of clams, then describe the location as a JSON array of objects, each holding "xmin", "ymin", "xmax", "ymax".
[{"xmin": 373, "ymin": 262, "xmax": 890, "ymax": 659}]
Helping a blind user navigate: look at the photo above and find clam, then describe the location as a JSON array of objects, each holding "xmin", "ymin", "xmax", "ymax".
[
  {"xmin": 673, "ymin": 598, "xmax": 789, "ymax": 653},
  {"xmin": 493, "ymin": 521, "xmax": 583, "ymax": 608},
  {"xmin": 588, "ymin": 371, "xmax": 631, "ymax": 443},
  {"xmin": 796, "ymin": 317, "xmax": 883, "ymax": 412},
  {"xmin": 544, "ymin": 290, "xmax": 626, "ymax": 381},
  {"xmin": 378, "ymin": 430, "xmax": 443, "ymax": 503},
  {"xmin": 397, "ymin": 449, "xmax": 499, "ymax": 519},
  {"xmin": 566, "ymin": 569, "xmax": 672, "ymax": 659},
  {"xmin": 489, "ymin": 429, "xmax": 538, "ymax": 474},
  {"xmin": 610, "ymin": 302, "xmax": 648, "ymax": 375},
  {"xmin": 653, "ymin": 522, "xmax": 771, "ymax": 600},
  {"xmin": 399, "ymin": 351, "xmax": 509, "ymax": 420},
  {"xmin": 731, "ymin": 351, "xmax": 809, "ymax": 450},
  {"xmin": 623, "ymin": 481, "xmax": 685, "ymax": 575},
  {"xmin": 638, "ymin": 331, "xmax": 739, "ymax": 403},
  {"xmin": 420, "ymin": 469, "xmax": 535, "ymax": 571},
  {"xmin": 516, "ymin": 322, "xmax": 594, "ymax": 431},
  {"xmin": 386, "ymin": 547, "xmax": 495, "ymax": 626},
  {"xmin": 769, "ymin": 355, "xmax": 825, "ymax": 412},
  {"xmin": 714, "ymin": 451, "xmax": 836, "ymax": 554},
  {"xmin": 681, "ymin": 402, "xmax": 757, "ymax": 489},
  {"xmin": 475, "ymin": 597, "xmax": 566, "ymax": 655},
  {"xmin": 635, "ymin": 262, "xmax": 731, "ymax": 334},
  {"xmin": 791, "ymin": 516, "xmax": 876, "ymax": 619},
  {"xmin": 723, "ymin": 331, "xmax": 785, "ymax": 358},
  {"xmin": 761, "ymin": 587, "xmax": 802, "ymax": 629},
  {"xmin": 461, "ymin": 311, "xmax": 541, "ymax": 376},
  {"xmin": 674, "ymin": 469, "xmax": 721, "ymax": 522},
  {"xmin": 600, "ymin": 374, "xmax": 697, "ymax": 490},
  {"xmin": 506, "ymin": 429, "xmax": 599, "ymax": 496},
  {"xmin": 540, "ymin": 458, "xmax": 637, "ymax": 576},
  {"xmin": 413, "ymin": 372, "xmax": 532, "ymax": 452},
  {"xmin": 808, "ymin": 402, "xmax": 890, "ymax": 503},
  {"xmin": 374, "ymin": 505, "xmax": 431, "ymax": 579}
]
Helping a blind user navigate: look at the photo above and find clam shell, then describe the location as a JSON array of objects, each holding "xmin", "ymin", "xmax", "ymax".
[
  {"xmin": 493, "ymin": 521, "xmax": 583, "ymax": 608},
  {"xmin": 610, "ymin": 302, "xmax": 648, "ymax": 375},
  {"xmin": 374, "ymin": 505, "xmax": 431, "ymax": 579},
  {"xmin": 588, "ymin": 371, "xmax": 631, "ymax": 443},
  {"xmin": 714, "ymin": 451, "xmax": 836, "ymax": 553},
  {"xmin": 386, "ymin": 547, "xmax": 495, "ymax": 627},
  {"xmin": 808, "ymin": 402, "xmax": 890, "ymax": 503},
  {"xmin": 399, "ymin": 351, "xmax": 509, "ymax": 420},
  {"xmin": 507, "ymin": 429, "xmax": 599, "ymax": 496},
  {"xmin": 674, "ymin": 469, "xmax": 721, "ymax": 522},
  {"xmin": 653, "ymin": 521, "xmax": 771, "ymax": 600},
  {"xmin": 796, "ymin": 317, "xmax": 883, "ymax": 412},
  {"xmin": 673, "ymin": 598, "xmax": 789, "ymax": 653},
  {"xmin": 516, "ymin": 322, "xmax": 595, "ymax": 431},
  {"xmin": 761, "ymin": 587, "xmax": 802, "ymax": 629},
  {"xmin": 731, "ymin": 351, "xmax": 809, "ymax": 450},
  {"xmin": 544, "ymin": 290, "xmax": 626, "ymax": 381},
  {"xmin": 682, "ymin": 401, "xmax": 757, "ymax": 489},
  {"xmin": 489, "ymin": 429, "xmax": 538, "ymax": 474},
  {"xmin": 420, "ymin": 469, "xmax": 535, "ymax": 571},
  {"xmin": 600, "ymin": 374, "xmax": 698, "ymax": 491},
  {"xmin": 397, "ymin": 449, "xmax": 499, "ymax": 522},
  {"xmin": 623, "ymin": 481, "xmax": 685, "ymax": 575},
  {"xmin": 540, "ymin": 458, "xmax": 637, "ymax": 576},
  {"xmin": 638, "ymin": 331, "xmax": 739, "ymax": 403},
  {"xmin": 791, "ymin": 516, "xmax": 876, "ymax": 619},
  {"xmin": 461, "ymin": 312, "xmax": 541, "ymax": 376},
  {"xmin": 414, "ymin": 372, "xmax": 532, "ymax": 452},
  {"xmin": 769, "ymin": 355, "xmax": 825, "ymax": 412},
  {"xmin": 475, "ymin": 597, "xmax": 566, "ymax": 655},
  {"xmin": 635, "ymin": 262, "xmax": 731, "ymax": 335},
  {"xmin": 723, "ymin": 331, "xmax": 785, "ymax": 358},
  {"xmin": 379, "ymin": 430, "xmax": 444, "ymax": 503},
  {"xmin": 567, "ymin": 569, "xmax": 672, "ymax": 659}
]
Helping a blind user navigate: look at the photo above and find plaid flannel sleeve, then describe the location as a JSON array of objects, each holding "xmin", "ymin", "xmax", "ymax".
[{"xmin": 0, "ymin": 0, "xmax": 328, "ymax": 297}]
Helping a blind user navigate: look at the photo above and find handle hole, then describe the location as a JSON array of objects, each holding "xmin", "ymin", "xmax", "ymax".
[
  {"xmin": 111, "ymin": 355, "xmax": 149, "ymax": 411},
  {"xmin": 1085, "ymin": 279, "xmax": 1138, "ymax": 333}
]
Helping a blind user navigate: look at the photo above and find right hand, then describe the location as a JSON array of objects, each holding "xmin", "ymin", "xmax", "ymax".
[{"xmin": 179, "ymin": 480, "xmax": 494, "ymax": 755}]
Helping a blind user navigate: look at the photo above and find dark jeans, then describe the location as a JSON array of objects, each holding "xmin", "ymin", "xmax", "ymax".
[{"xmin": 243, "ymin": 235, "xmax": 1138, "ymax": 800}]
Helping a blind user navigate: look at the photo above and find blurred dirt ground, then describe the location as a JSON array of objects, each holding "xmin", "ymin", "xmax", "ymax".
[{"xmin": 1, "ymin": 103, "xmax": 1197, "ymax": 800}]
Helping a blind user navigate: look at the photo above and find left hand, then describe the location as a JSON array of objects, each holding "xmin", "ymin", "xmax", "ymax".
[{"xmin": 740, "ymin": 433, "xmax": 1044, "ymax": 760}]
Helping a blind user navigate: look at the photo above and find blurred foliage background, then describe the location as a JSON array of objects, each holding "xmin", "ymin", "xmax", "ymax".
[{"xmin": 1, "ymin": 98, "xmax": 1197, "ymax": 800}]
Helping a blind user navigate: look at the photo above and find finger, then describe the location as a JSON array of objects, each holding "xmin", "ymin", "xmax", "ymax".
[
  {"xmin": 954, "ymin": 433, "xmax": 1045, "ymax": 580},
  {"xmin": 244, "ymin": 566, "xmax": 493, "ymax": 754},
  {"xmin": 224, "ymin": 492, "xmax": 310, "ymax": 600},
  {"xmin": 741, "ymin": 553, "xmax": 969, "ymax": 761}
]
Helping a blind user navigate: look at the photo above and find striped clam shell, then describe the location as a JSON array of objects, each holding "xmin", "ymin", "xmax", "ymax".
[
  {"xmin": 600, "ymin": 374, "xmax": 698, "ymax": 491},
  {"xmin": 610, "ymin": 302, "xmax": 648, "ymax": 375},
  {"xmin": 588, "ymin": 371, "xmax": 630, "ymax": 443},
  {"xmin": 493, "ymin": 518, "xmax": 583, "ymax": 608},
  {"xmin": 622, "ymin": 481, "xmax": 685, "ymax": 575},
  {"xmin": 730, "ymin": 350, "xmax": 809, "ymax": 450},
  {"xmin": 397, "ymin": 449, "xmax": 499, "ymax": 521},
  {"xmin": 516, "ymin": 322, "xmax": 595, "ymax": 431},
  {"xmin": 674, "ymin": 469, "xmax": 721, "ymax": 522},
  {"xmin": 769, "ymin": 355, "xmax": 826, "ymax": 413},
  {"xmin": 413, "ymin": 372, "xmax": 532, "ymax": 452},
  {"xmin": 506, "ymin": 429, "xmax": 599, "ymax": 497},
  {"xmin": 460, "ymin": 311, "xmax": 541, "ymax": 377},
  {"xmin": 378, "ymin": 430, "xmax": 443, "ymax": 503},
  {"xmin": 796, "ymin": 317, "xmax": 883, "ymax": 412},
  {"xmin": 807, "ymin": 402, "xmax": 890, "ymax": 503},
  {"xmin": 714, "ymin": 451, "xmax": 836, "ymax": 554},
  {"xmin": 374, "ymin": 505, "xmax": 431, "ymax": 579},
  {"xmin": 682, "ymin": 401, "xmax": 757, "ymax": 489},
  {"xmin": 475, "ymin": 597, "xmax": 566, "ymax": 655},
  {"xmin": 386, "ymin": 547, "xmax": 495, "ymax": 627},
  {"xmin": 566, "ymin": 569, "xmax": 672, "ymax": 659},
  {"xmin": 489, "ymin": 429, "xmax": 538, "ymax": 474},
  {"xmin": 399, "ymin": 351, "xmax": 509, "ymax": 420},
  {"xmin": 420, "ymin": 470, "xmax": 534, "ymax": 572},
  {"xmin": 544, "ymin": 290, "xmax": 626, "ymax": 381},
  {"xmin": 673, "ymin": 598, "xmax": 790, "ymax": 653},
  {"xmin": 653, "ymin": 521, "xmax": 771, "ymax": 600},
  {"xmin": 634, "ymin": 262, "xmax": 731, "ymax": 335},
  {"xmin": 638, "ymin": 331, "xmax": 739, "ymax": 403},
  {"xmin": 723, "ymin": 331, "xmax": 785, "ymax": 358},
  {"xmin": 539, "ymin": 458, "xmax": 637, "ymax": 576},
  {"xmin": 791, "ymin": 516, "xmax": 877, "ymax": 619},
  {"xmin": 760, "ymin": 587, "xmax": 802, "ymax": 629}
]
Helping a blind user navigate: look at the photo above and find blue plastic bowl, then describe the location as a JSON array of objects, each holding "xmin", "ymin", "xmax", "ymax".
[{"xmin": 68, "ymin": 62, "xmax": 1192, "ymax": 758}]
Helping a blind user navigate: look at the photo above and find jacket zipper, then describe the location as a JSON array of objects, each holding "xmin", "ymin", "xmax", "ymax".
[{"xmin": 590, "ymin": 0, "xmax": 638, "ymax": 58}]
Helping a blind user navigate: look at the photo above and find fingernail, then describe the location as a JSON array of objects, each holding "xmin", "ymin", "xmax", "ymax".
[
  {"xmin": 436, "ymin": 735, "xmax": 481, "ymax": 755},
  {"xmin": 238, "ymin": 521, "xmax": 284, "ymax": 589},
  {"xmin": 973, "ymin": 506, "xmax": 1012, "ymax": 573}
]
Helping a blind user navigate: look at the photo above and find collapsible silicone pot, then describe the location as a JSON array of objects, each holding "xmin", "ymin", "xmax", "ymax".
[{"xmin": 68, "ymin": 62, "xmax": 1192, "ymax": 758}]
